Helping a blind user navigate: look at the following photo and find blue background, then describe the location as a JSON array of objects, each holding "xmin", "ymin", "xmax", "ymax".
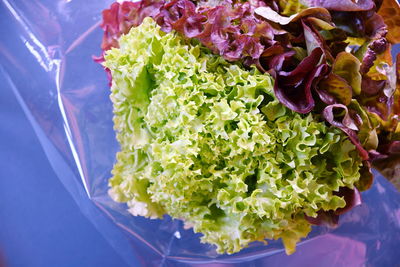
[{"xmin": 0, "ymin": 74, "xmax": 128, "ymax": 267}]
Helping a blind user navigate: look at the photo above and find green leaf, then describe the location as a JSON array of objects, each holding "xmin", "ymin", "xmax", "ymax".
[
  {"xmin": 332, "ymin": 52, "xmax": 362, "ymax": 95},
  {"xmin": 279, "ymin": 0, "xmax": 308, "ymax": 15},
  {"xmin": 307, "ymin": 17, "xmax": 335, "ymax": 30},
  {"xmin": 349, "ymin": 100, "xmax": 379, "ymax": 150},
  {"xmin": 319, "ymin": 73, "xmax": 353, "ymax": 105}
]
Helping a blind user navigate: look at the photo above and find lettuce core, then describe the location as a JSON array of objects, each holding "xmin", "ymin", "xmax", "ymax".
[{"xmin": 104, "ymin": 18, "xmax": 363, "ymax": 255}]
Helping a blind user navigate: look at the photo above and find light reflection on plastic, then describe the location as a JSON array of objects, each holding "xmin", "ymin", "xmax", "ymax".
[
  {"xmin": 54, "ymin": 58, "xmax": 91, "ymax": 197},
  {"xmin": 174, "ymin": 231, "xmax": 181, "ymax": 239},
  {"xmin": 3, "ymin": 0, "xmax": 54, "ymax": 73},
  {"xmin": 3, "ymin": 0, "xmax": 91, "ymax": 197},
  {"xmin": 23, "ymin": 39, "xmax": 50, "ymax": 71},
  {"xmin": 376, "ymin": 181, "xmax": 386, "ymax": 194}
]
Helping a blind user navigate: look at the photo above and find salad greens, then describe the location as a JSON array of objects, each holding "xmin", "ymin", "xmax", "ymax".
[
  {"xmin": 97, "ymin": 0, "xmax": 400, "ymax": 167},
  {"xmin": 96, "ymin": 0, "xmax": 400, "ymax": 256},
  {"xmin": 104, "ymin": 18, "xmax": 363, "ymax": 254}
]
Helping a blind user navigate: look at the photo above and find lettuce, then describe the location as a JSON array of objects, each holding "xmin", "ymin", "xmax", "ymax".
[
  {"xmin": 97, "ymin": 1, "xmax": 400, "ymax": 167},
  {"xmin": 104, "ymin": 18, "xmax": 363, "ymax": 255}
]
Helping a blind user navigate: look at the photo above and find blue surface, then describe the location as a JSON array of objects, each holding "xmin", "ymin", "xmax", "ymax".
[{"xmin": 0, "ymin": 74, "xmax": 128, "ymax": 267}]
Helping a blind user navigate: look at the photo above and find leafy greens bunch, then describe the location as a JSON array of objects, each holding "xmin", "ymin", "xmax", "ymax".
[{"xmin": 97, "ymin": 0, "xmax": 400, "ymax": 255}]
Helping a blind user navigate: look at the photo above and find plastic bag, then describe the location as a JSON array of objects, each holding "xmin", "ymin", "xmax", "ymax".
[{"xmin": 1, "ymin": 0, "xmax": 400, "ymax": 266}]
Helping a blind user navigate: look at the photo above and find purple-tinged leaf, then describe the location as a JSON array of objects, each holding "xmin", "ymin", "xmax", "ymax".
[
  {"xmin": 395, "ymin": 53, "xmax": 400, "ymax": 116},
  {"xmin": 258, "ymin": 44, "xmax": 296, "ymax": 72},
  {"xmin": 356, "ymin": 160, "xmax": 374, "ymax": 190},
  {"xmin": 273, "ymin": 48, "xmax": 327, "ymax": 113},
  {"xmin": 255, "ymin": 6, "xmax": 331, "ymax": 25},
  {"xmin": 305, "ymin": 210, "xmax": 339, "ymax": 227},
  {"xmin": 333, "ymin": 187, "xmax": 362, "ymax": 215},
  {"xmin": 318, "ymin": 73, "xmax": 353, "ymax": 105},
  {"xmin": 323, "ymin": 104, "xmax": 370, "ymax": 159},
  {"xmin": 306, "ymin": 186, "xmax": 363, "ymax": 226},
  {"xmin": 359, "ymin": 76, "xmax": 392, "ymax": 120},
  {"xmin": 303, "ymin": 0, "xmax": 375, "ymax": 11}
]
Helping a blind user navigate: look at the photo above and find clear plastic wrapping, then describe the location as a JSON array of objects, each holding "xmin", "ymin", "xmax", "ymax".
[{"xmin": 1, "ymin": 0, "xmax": 400, "ymax": 266}]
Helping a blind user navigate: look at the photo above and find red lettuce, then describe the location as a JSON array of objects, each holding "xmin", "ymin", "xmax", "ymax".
[
  {"xmin": 155, "ymin": 0, "xmax": 275, "ymax": 61},
  {"xmin": 273, "ymin": 48, "xmax": 327, "ymax": 113},
  {"xmin": 303, "ymin": 0, "xmax": 375, "ymax": 11}
]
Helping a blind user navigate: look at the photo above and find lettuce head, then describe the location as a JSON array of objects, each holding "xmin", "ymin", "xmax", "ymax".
[{"xmin": 104, "ymin": 17, "xmax": 363, "ymax": 255}]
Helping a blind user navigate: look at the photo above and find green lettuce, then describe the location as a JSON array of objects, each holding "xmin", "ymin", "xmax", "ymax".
[{"xmin": 104, "ymin": 17, "xmax": 363, "ymax": 255}]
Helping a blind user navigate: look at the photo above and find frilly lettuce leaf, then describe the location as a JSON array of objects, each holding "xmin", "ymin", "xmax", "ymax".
[{"xmin": 104, "ymin": 18, "xmax": 363, "ymax": 255}]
